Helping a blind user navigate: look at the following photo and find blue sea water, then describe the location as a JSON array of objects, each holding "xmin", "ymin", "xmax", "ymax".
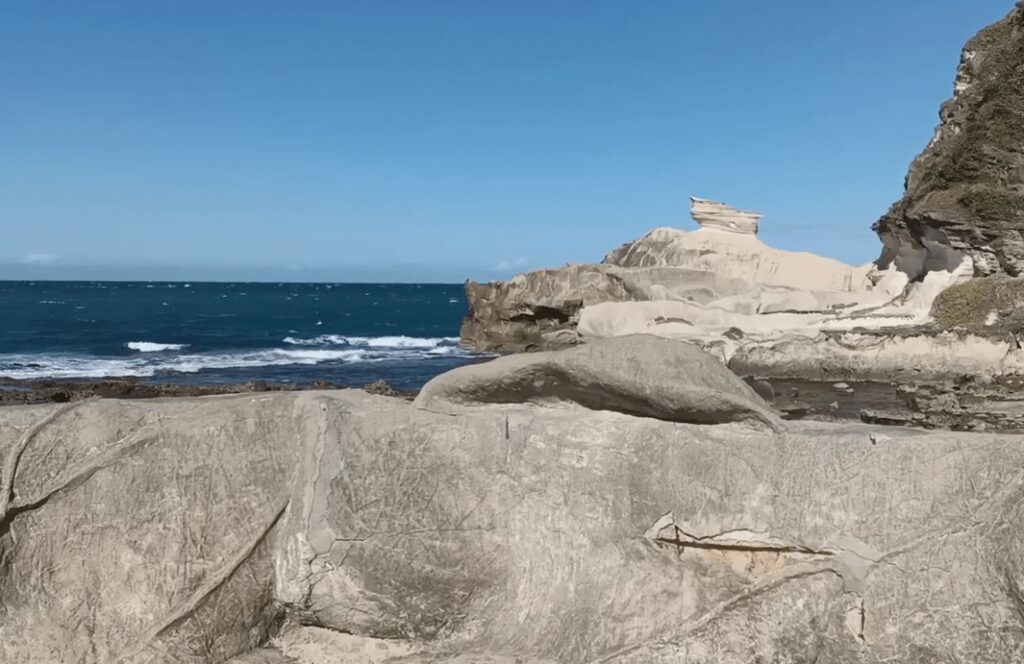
[{"xmin": 0, "ymin": 281, "xmax": 486, "ymax": 390}]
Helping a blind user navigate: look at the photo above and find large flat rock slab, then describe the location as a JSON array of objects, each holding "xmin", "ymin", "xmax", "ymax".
[{"xmin": 0, "ymin": 357, "xmax": 1022, "ymax": 662}]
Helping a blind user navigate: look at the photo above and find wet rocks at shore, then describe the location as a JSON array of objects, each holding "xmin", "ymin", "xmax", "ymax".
[
  {"xmin": 0, "ymin": 376, "xmax": 415, "ymax": 406},
  {"xmin": 750, "ymin": 374, "xmax": 1024, "ymax": 433}
]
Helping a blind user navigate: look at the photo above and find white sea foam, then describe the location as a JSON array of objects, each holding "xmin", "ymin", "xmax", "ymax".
[
  {"xmin": 0, "ymin": 343, "xmax": 474, "ymax": 380},
  {"xmin": 127, "ymin": 341, "xmax": 189, "ymax": 352},
  {"xmin": 355, "ymin": 335, "xmax": 460, "ymax": 348},
  {"xmin": 282, "ymin": 334, "xmax": 459, "ymax": 349}
]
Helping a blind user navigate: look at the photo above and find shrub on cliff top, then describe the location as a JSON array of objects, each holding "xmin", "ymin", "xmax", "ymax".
[{"xmin": 932, "ymin": 276, "xmax": 1024, "ymax": 330}]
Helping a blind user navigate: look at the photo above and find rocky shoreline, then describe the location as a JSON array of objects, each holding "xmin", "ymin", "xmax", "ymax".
[
  {"xmin": 5, "ymin": 6, "xmax": 1024, "ymax": 662},
  {"xmin": 5, "ymin": 335, "xmax": 1024, "ymax": 662},
  {"xmin": 9, "ymin": 371, "xmax": 1024, "ymax": 433},
  {"xmin": 0, "ymin": 376, "xmax": 415, "ymax": 406},
  {"xmin": 457, "ymin": 5, "xmax": 1024, "ymax": 437}
]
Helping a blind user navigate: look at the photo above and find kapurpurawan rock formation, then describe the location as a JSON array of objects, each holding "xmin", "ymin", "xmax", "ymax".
[
  {"xmin": 4, "ymin": 336, "xmax": 1024, "ymax": 663},
  {"xmin": 462, "ymin": 6, "xmax": 1024, "ymax": 412},
  {"xmin": 462, "ymin": 197, "xmax": 985, "ymax": 379},
  {"xmin": 875, "ymin": 3, "xmax": 1024, "ymax": 277},
  {"xmin": 461, "ymin": 197, "xmax": 910, "ymax": 353}
]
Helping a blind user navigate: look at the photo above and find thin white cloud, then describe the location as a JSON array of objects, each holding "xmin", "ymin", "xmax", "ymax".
[
  {"xmin": 496, "ymin": 256, "xmax": 528, "ymax": 271},
  {"xmin": 22, "ymin": 253, "xmax": 60, "ymax": 265}
]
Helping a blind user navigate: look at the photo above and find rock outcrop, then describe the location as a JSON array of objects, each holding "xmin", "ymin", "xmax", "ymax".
[
  {"xmin": 461, "ymin": 197, "xmax": 975, "ymax": 373},
  {"xmin": 461, "ymin": 197, "xmax": 942, "ymax": 354},
  {"xmin": 4, "ymin": 339, "xmax": 1024, "ymax": 662},
  {"xmin": 875, "ymin": 4, "xmax": 1024, "ymax": 277},
  {"xmin": 457, "ymin": 6, "xmax": 1024, "ymax": 431},
  {"xmin": 688, "ymin": 196, "xmax": 761, "ymax": 235},
  {"xmin": 460, "ymin": 264, "xmax": 633, "ymax": 352}
]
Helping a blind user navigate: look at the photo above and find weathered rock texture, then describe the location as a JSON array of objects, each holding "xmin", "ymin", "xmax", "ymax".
[
  {"xmin": 3, "ymin": 339, "xmax": 1024, "ymax": 662},
  {"xmin": 461, "ymin": 197, "xmax": 939, "ymax": 354},
  {"xmin": 460, "ymin": 264, "xmax": 633, "ymax": 352},
  {"xmin": 875, "ymin": 4, "xmax": 1024, "ymax": 277},
  {"xmin": 463, "ymin": 4, "xmax": 1024, "ymax": 396},
  {"xmin": 689, "ymin": 196, "xmax": 761, "ymax": 234},
  {"xmin": 460, "ymin": 197, "xmax": 982, "ymax": 388},
  {"xmin": 418, "ymin": 335, "xmax": 782, "ymax": 428}
]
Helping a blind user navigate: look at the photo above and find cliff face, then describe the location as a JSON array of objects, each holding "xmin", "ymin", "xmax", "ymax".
[{"xmin": 876, "ymin": 3, "xmax": 1024, "ymax": 277}]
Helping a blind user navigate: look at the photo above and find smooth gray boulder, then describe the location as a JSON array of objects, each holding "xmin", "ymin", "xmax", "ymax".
[
  {"xmin": 1, "ymin": 340, "xmax": 1023, "ymax": 662},
  {"xmin": 416, "ymin": 334, "xmax": 783, "ymax": 429}
]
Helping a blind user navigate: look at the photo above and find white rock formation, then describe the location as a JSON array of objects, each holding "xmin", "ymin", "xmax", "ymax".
[
  {"xmin": 464, "ymin": 196, "xmax": 978, "ymax": 377},
  {"xmin": 690, "ymin": 196, "xmax": 761, "ymax": 234}
]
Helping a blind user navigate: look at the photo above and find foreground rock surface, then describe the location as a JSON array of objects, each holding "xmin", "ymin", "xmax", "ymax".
[
  {"xmin": 2, "ymin": 338, "xmax": 1023, "ymax": 662},
  {"xmin": 875, "ymin": 4, "xmax": 1024, "ymax": 277}
]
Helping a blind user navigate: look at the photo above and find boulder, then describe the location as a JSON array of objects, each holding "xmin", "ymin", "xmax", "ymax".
[{"xmin": 416, "ymin": 335, "xmax": 783, "ymax": 428}]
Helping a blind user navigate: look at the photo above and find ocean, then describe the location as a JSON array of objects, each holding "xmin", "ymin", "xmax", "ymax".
[{"xmin": 0, "ymin": 281, "xmax": 487, "ymax": 390}]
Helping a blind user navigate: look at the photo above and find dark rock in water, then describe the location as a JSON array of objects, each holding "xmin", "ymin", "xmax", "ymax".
[
  {"xmin": 875, "ymin": 4, "xmax": 1024, "ymax": 277},
  {"xmin": 723, "ymin": 326, "xmax": 745, "ymax": 340},
  {"xmin": 778, "ymin": 403, "xmax": 809, "ymax": 420},
  {"xmin": 361, "ymin": 379, "xmax": 415, "ymax": 399},
  {"xmin": 748, "ymin": 378, "xmax": 775, "ymax": 402}
]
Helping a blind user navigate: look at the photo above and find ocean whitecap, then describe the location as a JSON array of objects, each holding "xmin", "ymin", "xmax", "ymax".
[{"xmin": 127, "ymin": 342, "xmax": 190, "ymax": 353}]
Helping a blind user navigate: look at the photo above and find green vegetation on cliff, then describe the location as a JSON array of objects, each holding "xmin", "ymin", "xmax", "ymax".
[
  {"xmin": 932, "ymin": 275, "xmax": 1024, "ymax": 330},
  {"xmin": 876, "ymin": 5, "xmax": 1024, "ymax": 275},
  {"xmin": 929, "ymin": 9, "xmax": 1024, "ymax": 220}
]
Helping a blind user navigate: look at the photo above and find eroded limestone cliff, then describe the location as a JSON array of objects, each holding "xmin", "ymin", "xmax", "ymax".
[
  {"xmin": 460, "ymin": 197, "xmax": 958, "ymax": 358},
  {"xmin": 875, "ymin": 3, "xmax": 1024, "ymax": 277}
]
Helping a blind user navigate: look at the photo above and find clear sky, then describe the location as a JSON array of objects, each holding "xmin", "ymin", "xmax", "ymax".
[{"xmin": 0, "ymin": 0, "xmax": 1015, "ymax": 282}]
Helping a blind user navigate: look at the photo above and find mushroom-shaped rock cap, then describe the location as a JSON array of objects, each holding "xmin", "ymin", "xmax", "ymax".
[
  {"xmin": 691, "ymin": 196, "xmax": 761, "ymax": 235},
  {"xmin": 415, "ymin": 335, "xmax": 782, "ymax": 428}
]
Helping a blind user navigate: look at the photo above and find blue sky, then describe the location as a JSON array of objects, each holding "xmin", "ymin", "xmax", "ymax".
[{"xmin": 0, "ymin": 0, "xmax": 1015, "ymax": 282}]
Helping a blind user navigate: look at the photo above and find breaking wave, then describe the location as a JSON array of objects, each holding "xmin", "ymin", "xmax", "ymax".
[
  {"xmin": 127, "ymin": 341, "xmax": 190, "ymax": 352},
  {"xmin": 282, "ymin": 334, "xmax": 460, "ymax": 349},
  {"xmin": 0, "ymin": 343, "xmax": 476, "ymax": 380}
]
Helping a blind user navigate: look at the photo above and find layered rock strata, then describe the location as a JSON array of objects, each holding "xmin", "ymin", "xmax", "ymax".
[
  {"xmin": 875, "ymin": 4, "xmax": 1024, "ymax": 277},
  {"xmin": 688, "ymin": 196, "xmax": 761, "ymax": 234}
]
